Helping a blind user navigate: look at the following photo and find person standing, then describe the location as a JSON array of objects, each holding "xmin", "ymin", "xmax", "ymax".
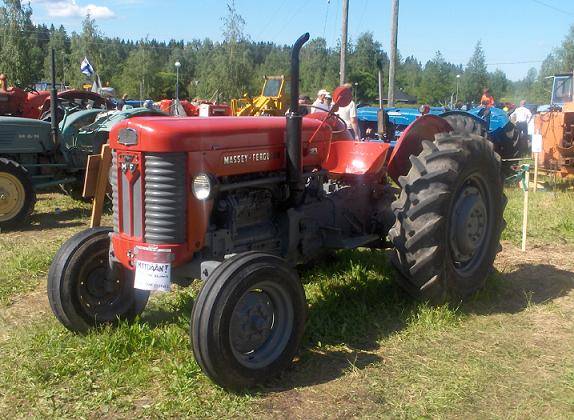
[
  {"xmin": 336, "ymin": 84, "xmax": 360, "ymax": 139},
  {"xmin": 480, "ymin": 88, "xmax": 495, "ymax": 108},
  {"xmin": 117, "ymin": 93, "xmax": 128, "ymax": 110},
  {"xmin": 312, "ymin": 89, "xmax": 330, "ymax": 112},
  {"xmin": 511, "ymin": 100, "xmax": 533, "ymax": 151}
]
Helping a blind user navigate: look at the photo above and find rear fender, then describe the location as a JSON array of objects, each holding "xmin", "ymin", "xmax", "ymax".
[{"xmin": 387, "ymin": 114, "xmax": 452, "ymax": 182}]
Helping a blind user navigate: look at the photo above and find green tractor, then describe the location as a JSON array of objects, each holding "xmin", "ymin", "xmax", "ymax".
[{"xmin": 0, "ymin": 50, "xmax": 164, "ymax": 229}]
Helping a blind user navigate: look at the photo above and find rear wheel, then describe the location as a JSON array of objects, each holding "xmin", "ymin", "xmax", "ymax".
[
  {"xmin": 442, "ymin": 113, "xmax": 486, "ymax": 137},
  {"xmin": 388, "ymin": 132, "xmax": 506, "ymax": 303},
  {"xmin": 191, "ymin": 252, "xmax": 307, "ymax": 390},
  {"xmin": 0, "ymin": 158, "xmax": 35, "ymax": 229},
  {"xmin": 48, "ymin": 227, "xmax": 149, "ymax": 333}
]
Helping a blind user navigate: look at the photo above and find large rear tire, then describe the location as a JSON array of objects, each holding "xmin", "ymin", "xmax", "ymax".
[
  {"xmin": 0, "ymin": 158, "xmax": 35, "ymax": 229},
  {"xmin": 191, "ymin": 252, "xmax": 307, "ymax": 390},
  {"xmin": 388, "ymin": 132, "xmax": 506, "ymax": 303},
  {"xmin": 48, "ymin": 227, "xmax": 150, "ymax": 333},
  {"xmin": 442, "ymin": 113, "xmax": 486, "ymax": 138}
]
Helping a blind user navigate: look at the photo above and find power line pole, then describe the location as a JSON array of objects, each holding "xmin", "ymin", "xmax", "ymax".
[
  {"xmin": 387, "ymin": 0, "xmax": 399, "ymax": 106},
  {"xmin": 339, "ymin": 0, "xmax": 349, "ymax": 85}
]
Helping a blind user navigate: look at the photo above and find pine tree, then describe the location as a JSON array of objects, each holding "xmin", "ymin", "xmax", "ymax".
[{"xmin": 461, "ymin": 41, "xmax": 488, "ymax": 103}]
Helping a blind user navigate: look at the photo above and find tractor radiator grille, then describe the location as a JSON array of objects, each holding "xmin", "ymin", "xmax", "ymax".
[
  {"xmin": 144, "ymin": 153, "xmax": 187, "ymax": 244},
  {"xmin": 110, "ymin": 152, "xmax": 120, "ymax": 233}
]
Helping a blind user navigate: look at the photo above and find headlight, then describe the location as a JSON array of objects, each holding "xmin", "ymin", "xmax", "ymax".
[
  {"xmin": 192, "ymin": 173, "xmax": 213, "ymax": 200},
  {"xmin": 117, "ymin": 128, "xmax": 138, "ymax": 145}
]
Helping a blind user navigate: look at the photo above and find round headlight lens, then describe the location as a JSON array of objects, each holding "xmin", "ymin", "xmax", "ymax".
[{"xmin": 192, "ymin": 174, "xmax": 212, "ymax": 200}]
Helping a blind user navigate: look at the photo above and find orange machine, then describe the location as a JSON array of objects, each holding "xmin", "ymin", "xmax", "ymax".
[{"xmin": 535, "ymin": 72, "xmax": 574, "ymax": 176}]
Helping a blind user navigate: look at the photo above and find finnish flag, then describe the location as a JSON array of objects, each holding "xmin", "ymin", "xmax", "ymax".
[{"xmin": 80, "ymin": 57, "xmax": 94, "ymax": 76}]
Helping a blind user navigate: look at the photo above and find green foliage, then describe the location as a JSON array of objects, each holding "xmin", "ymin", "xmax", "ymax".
[
  {"xmin": 0, "ymin": 0, "xmax": 35, "ymax": 85},
  {"xmin": 461, "ymin": 41, "xmax": 488, "ymax": 103},
  {"xmin": 418, "ymin": 51, "xmax": 457, "ymax": 105}
]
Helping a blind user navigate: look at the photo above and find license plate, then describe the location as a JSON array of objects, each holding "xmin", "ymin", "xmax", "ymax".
[{"xmin": 134, "ymin": 260, "xmax": 171, "ymax": 292}]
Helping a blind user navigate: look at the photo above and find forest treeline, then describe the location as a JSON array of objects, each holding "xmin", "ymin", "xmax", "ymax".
[{"xmin": 1, "ymin": 0, "xmax": 574, "ymax": 105}]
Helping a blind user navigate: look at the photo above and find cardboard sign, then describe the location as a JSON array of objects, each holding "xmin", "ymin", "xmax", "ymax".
[
  {"xmin": 134, "ymin": 260, "xmax": 171, "ymax": 292},
  {"xmin": 532, "ymin": 134, "xmax": 543, "ymax": 153}
]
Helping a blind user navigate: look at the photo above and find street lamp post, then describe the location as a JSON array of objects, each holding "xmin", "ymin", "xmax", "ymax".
[
  {"xmin": 175, "ymin": 61, "xmax": 181, "ymax": 101},
  {"xmin": 455, "ymin": 74, "xmax": 461, "ymax": 105}
]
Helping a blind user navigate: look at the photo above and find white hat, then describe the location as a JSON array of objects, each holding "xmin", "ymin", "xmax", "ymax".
[
  {"xmin": 325, "ymin": 93, "xmax": 332, "ymax": 99},
  {"xmin": 317, "ymin": 89, "xmax": 329, "ymax": 96}
]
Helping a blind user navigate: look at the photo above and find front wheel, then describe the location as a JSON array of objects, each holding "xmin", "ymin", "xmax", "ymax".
[
  {"xmin": 0, "ymin": 158, "xmax": 36, "ymax": 229},
  {"xmin": 389, "ymin": 132, "xmax": 506, "ymax": 303},
  {"xmin": 48, "ymin": 227, "xmax": 150, "ymax": 333},
  {"xmin": 191, "ymin": 252, "xmax": 307, "ymax": 390}
]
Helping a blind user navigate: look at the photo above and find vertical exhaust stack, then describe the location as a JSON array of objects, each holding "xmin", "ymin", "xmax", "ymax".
[
  {"xmin": 286, "ymin": 32, "xmax": 310, "ymax": 203},
  {"xmin": 50, "ymin": 48, "xmax": 59, "ymax": 146}
]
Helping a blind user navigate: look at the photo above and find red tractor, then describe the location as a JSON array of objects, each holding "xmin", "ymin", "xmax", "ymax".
[
  {"xmin": 48, "ymin": 34, "xmax": 506, "ymax": 390},
  {"xmin": 0, "ymin": 74, "xmax": 113, "ymax": 122}
]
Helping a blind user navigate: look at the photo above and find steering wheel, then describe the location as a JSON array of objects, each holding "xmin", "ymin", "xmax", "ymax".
[
  {"xmin": 14, "ymin": 83, "xmax": 39, "ymax": 94},
  {"xmin": 328, "ymin": 112, "xmax": 350, "ymax": 134}
]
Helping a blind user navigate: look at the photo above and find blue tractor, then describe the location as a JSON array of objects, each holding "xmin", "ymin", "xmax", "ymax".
[{"xmin": 357, "ymin": 105, "xmax": 523, "ymax": 161}]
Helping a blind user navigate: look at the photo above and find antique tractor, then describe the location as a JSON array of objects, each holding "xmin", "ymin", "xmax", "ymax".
[
  {"xmin": 48, "ymin": 34, "xmax": 506, "ymax": 390},
  {"xmin": 0, "ymin": 51, "xmax": 163, "ymax": 228}
]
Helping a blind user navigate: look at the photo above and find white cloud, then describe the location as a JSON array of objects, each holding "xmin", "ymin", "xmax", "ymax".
[{"xmin": 31, "ymin": 0, "xmax": 115, "ymax": 19}]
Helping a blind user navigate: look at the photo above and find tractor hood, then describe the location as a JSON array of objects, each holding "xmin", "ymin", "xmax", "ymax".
[{"xmin": 109, "ymin": 116, "xmax": 332, "ymax": 153}]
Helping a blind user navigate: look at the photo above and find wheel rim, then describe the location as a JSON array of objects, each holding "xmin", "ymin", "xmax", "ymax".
[
  {"xmin": 76, "ymin": 248, "xmax": 133, "ymax": 322},
  {"xmin": 448, "ymin": 174, "xmax": 491, "ymax": 274},
  {"xmin": 229, "ymin": 280, "xmax": 294, "ymax": 369},
  {"xmin": 0, "ymin": 172, "xmax": 25, "ymax": 222}
]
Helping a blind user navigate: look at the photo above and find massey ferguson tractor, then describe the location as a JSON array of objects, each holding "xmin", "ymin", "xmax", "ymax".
[{"xmin": 48, "ymin": 34, "xmax": 506, "ymax": 390}]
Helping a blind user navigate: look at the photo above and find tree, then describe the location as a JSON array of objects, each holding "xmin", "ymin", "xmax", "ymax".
[
  {"xmin": 488, "ymin": 69, "xmax": 509, "ymax": 100},
  {"xmin": 418, "ymin": 51, "xmax": 455, "ymax": 105},
  {"xmin": 461, "ymin": 41, "xmax": 488, "ymax": 103},
  {"xmin": 43, "ymin": 25, "xmax": 69, "ymax": 83},
  {"xmin": 347, "ymin": 32, "xmax": 386, "ymax": 101},
  {"xmin": 0, "ymin": 0, "xmax": 35, "ymax": 85},
  {"xmin": 397, "ymin": 55, "xmax": 422, "ymax": 98},
  {"xmin": 68, "ymin": 15, "xmax": 104, "ymax": 88},
  {"xmin": 116, "ymin": 42, "xmax": 160, "ymax": 99}
]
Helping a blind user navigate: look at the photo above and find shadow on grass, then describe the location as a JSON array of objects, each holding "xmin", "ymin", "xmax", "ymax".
[
  {"xmin": 15, "ymin": 207, "xmax": 90, "ymax": 232},
  {"xmin": 139, "ymin": 249, "xmax": 574, "ymax": 392},
  {"xmin": 465, "ymin": 263, "xmax": 574, "ymax": 315}
]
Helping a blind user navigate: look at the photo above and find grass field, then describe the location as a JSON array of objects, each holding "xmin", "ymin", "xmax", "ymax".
[{"xmin": 0, "ymin": 188, "xmax": 573, "ymax": 417}]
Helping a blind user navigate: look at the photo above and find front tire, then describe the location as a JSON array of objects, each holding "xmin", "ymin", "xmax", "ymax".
[
  {"xmin": 0, "ymin": 158, "xmax": 36, "ymax": 229},
  {"xmin": 191, "ymin": 252, "xmax": 307, "ymax": 390},
  {"xmin": 388, "ymin": 132, "xmax": 506, "ymax": 303},
  {"xmin": 48, "ymin": 227, "xmax": 150, "ymax": 333}
]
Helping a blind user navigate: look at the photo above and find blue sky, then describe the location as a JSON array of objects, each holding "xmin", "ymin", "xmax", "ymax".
[{"xmin": 29, "ymin": 0, "xmax": 574, "ymax": 80}]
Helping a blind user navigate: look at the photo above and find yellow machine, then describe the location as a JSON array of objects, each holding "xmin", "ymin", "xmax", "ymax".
[{"xmin": 231, "ymin": 75, "xmax": 289, "ymax": 116}]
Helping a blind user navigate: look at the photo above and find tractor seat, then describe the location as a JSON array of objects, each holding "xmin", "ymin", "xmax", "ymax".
[{"xmin": 323, "ymin": 140, "xmax": 391, "ymax": 176}]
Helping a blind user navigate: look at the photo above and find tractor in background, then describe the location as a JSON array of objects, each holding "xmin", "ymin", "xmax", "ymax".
[
  {"xmin": 534, "ymin": 71, "xmax": 574, "ymax": 176},
  {"xmin": 48, "ymin": 34, "xmax": 506, "ymax": 390},
  {"xmin": 0, "ymin": 73, "xmax": 113, "ymax": 123},
  {"xmin": 231, "ymin": 75, "xmax": 289, "ymax": 116},
  {"xmin": 358, "ymin": 104, "xmax": 524, "ymax": 161},
  {"xmin": 0, "ymin": 50, "xmax": 165, "ymax": 229}
]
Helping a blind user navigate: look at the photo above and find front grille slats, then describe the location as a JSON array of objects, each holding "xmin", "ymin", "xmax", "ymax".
[
  {"xmin": 144, "ymin": 153, "xmax": 186, "ymax": 244},
  {"xmin": 110, "ymin": 152, "xmax": 120, "ymax": 232}
]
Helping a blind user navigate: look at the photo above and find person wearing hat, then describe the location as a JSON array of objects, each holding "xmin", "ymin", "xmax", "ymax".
[
  {"xmin": 312, "ymin": 89, "xmax": 330, "ymax": 112},
  {"xmin": 324, "ymin": 93, "xmax": 333, "ymax": 110}
]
